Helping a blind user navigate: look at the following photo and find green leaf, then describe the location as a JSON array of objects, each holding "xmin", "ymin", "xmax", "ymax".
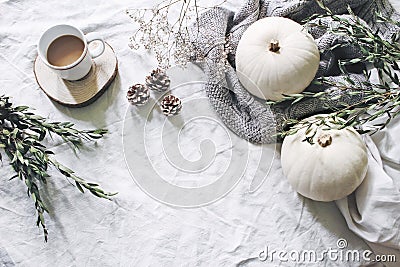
[
  {"xmin": 58, "ymin": 164, "xmax": 73, "ymax": 174},
  {"xmin": 30, "ymin": 147, "xmax": 38, "ymax": 153},
  {"xmin": 15, "ymin": 106, "xmax": 29, "ymax": 112},
  {"xmin": 292, "ymin": 97, "xmax": 304, "ymax": 104},
  {"xmin": 39, "ymin": 131, "xmax": 46, "ymax": 141},
  {"xmin": 392, "ymin": 61, "xmax": 399, "ymax": 70},
  {"xmin": 16, "ymin": 150, "xmax": 24, "ymax": 163},
  {"xmin": 348, "ymin": 58, "xmax": 362, "ymax": 64},
  {"xmin": 31, "ymin": 193, "xmax": 37, "ymax": 203},
  {"xmin": 360, "ymin": 37, "xmax": 374, "ymax": 43},
  {"xmin": 75, "ymin": 182, "xmax": 85, "ymax": 194},
  {"xmin": 8, "ymin": 173, "xmax": 17, "ymax": 180}
]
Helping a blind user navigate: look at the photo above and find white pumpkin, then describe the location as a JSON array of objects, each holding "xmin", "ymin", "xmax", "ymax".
[
  {"xmin": 281, "ymin": 115, "xmax": 368, "ymax": 202},
  {"xmin": 236, "ymin": 17, "xmax": 320, "ymax": 101}
]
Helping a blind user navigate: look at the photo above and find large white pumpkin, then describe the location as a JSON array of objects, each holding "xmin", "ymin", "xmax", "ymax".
[
  {"xmin": 281, "ymin": 115, "xmax": 368, "ymax": 202},
  {"xmin": 236, "ymin": 17, "xmax": 320, "ymax": 101}
]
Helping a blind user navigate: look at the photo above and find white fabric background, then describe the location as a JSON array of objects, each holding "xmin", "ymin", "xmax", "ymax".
[{"xmin": 0, "ymin": 0, "xmax": 399, "ymax": 266}]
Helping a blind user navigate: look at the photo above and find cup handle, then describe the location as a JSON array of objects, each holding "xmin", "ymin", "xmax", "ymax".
[{"xmin": 85, "ymin": 32, "xmax": 105, "ymax": 59}]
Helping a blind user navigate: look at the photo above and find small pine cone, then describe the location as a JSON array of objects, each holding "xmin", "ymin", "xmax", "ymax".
[
  {"xmin": 127, "ymin": 84, "xmax": 150, "ymax": 106},
  {"xmin": 145, "ymin": 68, "xmax": 171, "ymax": 93},
  {"xmin": 160, "ymin": 95, "xmax": 182, "ymax": 116}
]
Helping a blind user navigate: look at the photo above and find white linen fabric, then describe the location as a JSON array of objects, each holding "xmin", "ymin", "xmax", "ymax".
[
  {"xmin": 0, "ymin": 0, "xmax": 399, "ymax": 266},
  {"xmin": 336, "ymin": 135, "xmax": 400, "ymax": 267}
]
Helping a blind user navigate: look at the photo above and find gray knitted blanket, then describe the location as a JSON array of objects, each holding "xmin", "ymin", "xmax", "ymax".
[{"xmin": 190, "ymin": 0, "xmax": 400, "ymax": 144}]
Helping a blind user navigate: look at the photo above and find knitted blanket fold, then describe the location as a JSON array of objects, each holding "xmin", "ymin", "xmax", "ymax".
[{"xmin": 190, "ymin": 0, "xmax": 400, "ymax": 144}]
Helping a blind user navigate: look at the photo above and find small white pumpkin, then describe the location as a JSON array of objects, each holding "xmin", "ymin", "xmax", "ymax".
[
  {"xmin": 236, "ymin": 17, "xmax": 320, "ymax": 101},
  {"xmin": 281, "ymin": 115, "xmax": 368, "ymax": 202}
]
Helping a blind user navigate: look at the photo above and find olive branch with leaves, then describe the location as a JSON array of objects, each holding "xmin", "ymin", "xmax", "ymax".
[
  {"xmin": 0, "ymin": 96, "xmax": 116, "ymax": 241},
  {"xmin": 267, "ymin": 1, "xmax": 400, "ymax": 143}
]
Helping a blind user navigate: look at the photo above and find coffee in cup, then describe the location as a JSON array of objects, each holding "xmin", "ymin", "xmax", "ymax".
[
  {"xmin": 38, "ymin": 24, "xmax": 105, "ymax": 81},
  {"xmin": 47, "ymin": 35, "xmax": 85, "ymax": 67}
]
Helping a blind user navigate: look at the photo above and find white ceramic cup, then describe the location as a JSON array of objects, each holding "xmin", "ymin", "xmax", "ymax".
[{"xmin": 38, "ymin": 24, "xmax": 105, "ymax": 81}]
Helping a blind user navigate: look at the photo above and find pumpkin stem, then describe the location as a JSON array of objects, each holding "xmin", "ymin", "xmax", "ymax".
[
  {"xmin": 269, "ymin": 39, "xmax": 280, "ymax": 52},
  {"xmin": 318, "ymin": 134, "xmax": 332, "ymax": 147}
]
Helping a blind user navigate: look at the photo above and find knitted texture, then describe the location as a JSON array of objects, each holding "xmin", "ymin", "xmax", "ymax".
[{"xmin": 189, "ymin": 0, "xmax": 400, "ymax": 144}]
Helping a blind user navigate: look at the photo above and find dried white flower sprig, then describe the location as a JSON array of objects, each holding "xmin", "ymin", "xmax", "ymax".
[{"xmin": 126, "ymin": 0, "xmax": 228, "ymax": 70}]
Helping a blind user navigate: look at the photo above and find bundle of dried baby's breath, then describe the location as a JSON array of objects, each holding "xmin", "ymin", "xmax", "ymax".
[{"xmin": 126, "ymin": 0, "xmax": 228, "ymax": 69}]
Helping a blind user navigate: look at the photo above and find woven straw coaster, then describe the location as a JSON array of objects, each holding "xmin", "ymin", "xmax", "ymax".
[{"xmin": 34, "ymin": 42, "xmax": 118, "ymax": 107}]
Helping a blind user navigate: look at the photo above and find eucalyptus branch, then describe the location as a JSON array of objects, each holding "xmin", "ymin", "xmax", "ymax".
[
  {"xmin": 0, "ymin": 95, "xmax": 116, "ymax": 241},
  {"xmin": 49, "ymin": 158, "xmax": 116, "ymax": 199},
  {"xmin": 269, "ymin": 1, "xmax": 400, "ymax": 142}
]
